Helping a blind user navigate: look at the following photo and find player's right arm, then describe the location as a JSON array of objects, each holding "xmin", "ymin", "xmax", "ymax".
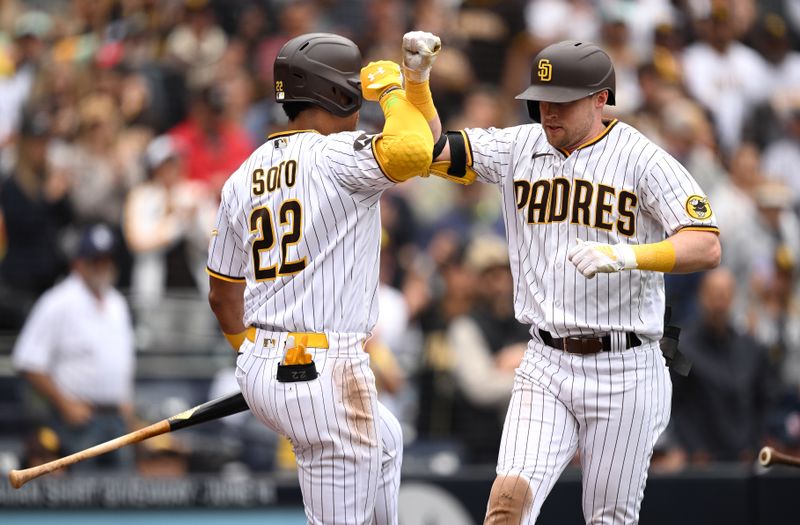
[
  {"xmin": 360, "ymin": 60, "xmax": 434, "ymax": 183},
  {"xmin": 322, "ymin": 61, "xmax": 435, "ymax": 197}
]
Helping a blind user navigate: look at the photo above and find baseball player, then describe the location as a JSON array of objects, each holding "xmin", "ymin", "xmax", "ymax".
[
  {"xmin": 408, "ymin": 35, "xmax": 721, "ymax": 523},
  {"xmin": 205, "ymin": 33, "xmax": 432, "ymax": 525}
]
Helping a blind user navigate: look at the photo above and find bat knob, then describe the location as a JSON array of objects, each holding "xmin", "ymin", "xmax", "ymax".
[
  {"xmin": 759, "ymin": 446, "xmax": 773, "ymax": 467},
  {"xmin": 8, "ymin": 470, "xmax": 24, "ymax": 489}
]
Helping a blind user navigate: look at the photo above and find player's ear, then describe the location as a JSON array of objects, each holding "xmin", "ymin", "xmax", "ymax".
[{"xmin": 595, "ymin": 90, "xmax": 609, "ymax": 108}]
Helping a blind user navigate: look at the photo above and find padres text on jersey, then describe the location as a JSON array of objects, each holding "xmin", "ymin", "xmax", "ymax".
[{"xmin": 465, "ymin": 119, "xmax": 718, "ymax": 340}]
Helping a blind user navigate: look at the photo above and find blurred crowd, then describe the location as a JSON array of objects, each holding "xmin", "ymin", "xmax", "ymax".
[{"xmin": 1, "ymin": 0, "xmax": 800, "ymax": 478}]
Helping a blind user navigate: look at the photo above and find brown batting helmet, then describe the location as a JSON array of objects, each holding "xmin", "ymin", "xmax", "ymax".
[
  {"xmin": 516, "ymin": 41, "xmax": 616, "ymax": 122},
  {"xmin": 274, "ymin": 33, "xmax": 362, "ymax": 117}
]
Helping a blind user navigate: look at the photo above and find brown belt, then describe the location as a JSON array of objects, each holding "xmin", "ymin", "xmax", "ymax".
[{"xmin": 538, "ymin": 329, "xmax": 642, "ymax": 354}]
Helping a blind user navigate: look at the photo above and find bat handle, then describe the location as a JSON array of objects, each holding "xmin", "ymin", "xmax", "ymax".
[{"xmin": 759, "ymin": 446, "xmax": 773, "ymax": 467}]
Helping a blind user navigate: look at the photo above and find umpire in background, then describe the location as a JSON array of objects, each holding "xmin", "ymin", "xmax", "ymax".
[{"xmin": 12, "ymin": 224, "xmax": 136, "ymax": 472}]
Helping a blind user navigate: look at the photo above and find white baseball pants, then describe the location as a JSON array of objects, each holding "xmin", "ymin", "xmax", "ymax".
[
  {"xmin": 236, "ymin": 330, "xmax": 403, "ymax": 525},
  {"xmin": 486, "ymin": 339, "xmax": 671, "ymax": 524}
]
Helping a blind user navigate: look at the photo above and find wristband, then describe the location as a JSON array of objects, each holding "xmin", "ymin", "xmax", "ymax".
[
  {"xmin": 224, "ymin": 327, "xmax": 256, "ymax": 351},
  {"xmin": 404, "ymin": 78, "xmax": 437, "ymax": 122},
  {"xmin": 631, "ymin": 240, "xmax": 676, "ymax": 273}
]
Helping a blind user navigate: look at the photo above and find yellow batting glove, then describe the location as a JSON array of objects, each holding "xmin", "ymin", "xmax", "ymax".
[
  {"xmin": 283, "ymin": 336, "xmax": 313, "ymax": 365},
  {"xmin": 361, "ymin": 61, "xmax": 402, "ymax": 101}
]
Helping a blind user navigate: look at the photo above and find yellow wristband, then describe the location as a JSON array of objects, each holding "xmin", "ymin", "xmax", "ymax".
[
  {"xmin": 224, "ymin": 327, "xmax": 256, "ymax": 351},
  {"xmin": 631, "ymin": 240, "xmax": 676, "ymax": 273},
  {"xmin": 404, "ymin": 78, "xmax": 437, "ymax": 122}
]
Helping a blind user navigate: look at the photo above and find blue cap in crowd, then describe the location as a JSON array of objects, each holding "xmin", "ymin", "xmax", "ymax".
[{"xmin": 75, "ymin": 224, "xmax": 116, "ymax": 260}]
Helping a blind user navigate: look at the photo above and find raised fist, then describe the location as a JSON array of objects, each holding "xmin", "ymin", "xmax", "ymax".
[{"xmin": 402, "ymin": 31, "xmax": 441, "ymax": 83}]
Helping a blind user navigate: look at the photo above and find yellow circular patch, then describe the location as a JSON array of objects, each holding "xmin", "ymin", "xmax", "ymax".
[{"xmin": 685, "ymin": 195, "xmax": 713, "ymax": 220}]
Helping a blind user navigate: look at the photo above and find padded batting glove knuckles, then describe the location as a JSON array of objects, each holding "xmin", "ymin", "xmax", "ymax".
[
  {"xmin": 567, "ymin": 239, "xmax": 637, "ymax": 279},
  {"xmin": 402, "ymin": 31, "xmax": 441, "ymax": 83}
]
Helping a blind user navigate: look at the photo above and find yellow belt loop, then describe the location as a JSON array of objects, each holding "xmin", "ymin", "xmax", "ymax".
[{"xmin": 288, "ymin": 332, "xmax": 329, "ymax": 349}]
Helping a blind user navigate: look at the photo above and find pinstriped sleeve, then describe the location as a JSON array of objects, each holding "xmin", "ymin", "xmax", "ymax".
[
  {"xmin": 207, "ymin": 181, "xmax": 247, "ymax": 282},
  {"xmin": 638, "ymin": 152, "xmax": 719, "ymax": 236},
  {"xmin": 322, "ymin": 131, "xmax": 396, "ymax": 195},
  {"xmin": 463, "ymin": 126, "xmax": 517, "ymax": 185}
]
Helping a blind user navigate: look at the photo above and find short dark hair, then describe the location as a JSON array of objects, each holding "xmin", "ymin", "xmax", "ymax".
[{"xmin": 282, "ymin": 102, "xmax": 313, "ymax": 122}]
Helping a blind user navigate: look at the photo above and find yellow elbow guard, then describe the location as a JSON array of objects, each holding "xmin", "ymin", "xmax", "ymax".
[
  {"xmin": 631, "ymin": 240, "xmax": 676, "ymax": 273},
  {"xmin": 374, "ymin": 89, "xmax": 433, "ymax": 182},
  {"xmin": 375, "ymin": 133, "xmax": 432, "ymax": 182}
]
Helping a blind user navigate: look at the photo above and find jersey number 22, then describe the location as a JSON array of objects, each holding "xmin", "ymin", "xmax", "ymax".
[{"xmin": 249, "ymin": 199, "xmax": 307, "ymax": 280}]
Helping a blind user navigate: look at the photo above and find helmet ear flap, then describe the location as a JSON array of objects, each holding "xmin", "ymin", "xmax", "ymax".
[
  {"xmin": 331, "ymin": 85, "xmax": 361, "ymax": 113},
  {"xmin": 527, "ymin": 101, "xmax": 540, "ymax": 122}
]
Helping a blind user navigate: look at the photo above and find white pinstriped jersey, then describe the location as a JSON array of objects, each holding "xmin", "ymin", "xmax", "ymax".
[
  {"xmin": 207, "ymin": 129, "xmax": 395, "ymax": 333},
  {"xmin": 465, "ymin": 119, "xmax": 718, "ymax": 341}
]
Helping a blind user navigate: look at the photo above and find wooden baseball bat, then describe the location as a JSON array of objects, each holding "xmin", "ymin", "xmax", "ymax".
[
  {"xmin": 759, "ymin": 446, "xmax": 800, "ymax": 468},
  {"xmin": 8, "ymin": 391, "xmax": 249, "ymax": 489}
]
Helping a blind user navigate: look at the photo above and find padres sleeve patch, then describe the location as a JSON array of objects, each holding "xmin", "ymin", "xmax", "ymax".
[{"xmin": 685, "ymin": 195, "xmax": 713, "ymax": 220}]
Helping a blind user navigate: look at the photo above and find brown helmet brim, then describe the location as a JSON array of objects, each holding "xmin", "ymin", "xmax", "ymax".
[{"xmin": 514, "ymin": 85, "xmax": 597, "ymax": 104}]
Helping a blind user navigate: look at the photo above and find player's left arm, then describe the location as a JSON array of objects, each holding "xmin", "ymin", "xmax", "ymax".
[
  {"xmin": 208, "ymin": 277, "xmax": 247, "ymax": 348},
  {"xmin": 206, "ymin": 181, "xmax": 249, "ymax": 351},
  {"xmin": 568, "ymin": 229, "xmax": 720, "ymax": 279},
  {"xmin": 361, "ymin": 60, "xmax": 434, "ymax": 182},
  {"xmin": 568, "ymin": 153, "xmax": 721, "ymax": 279},
  {"xmin": 659, "ymin": 229, "xmax": 721, "ymax": 273}
]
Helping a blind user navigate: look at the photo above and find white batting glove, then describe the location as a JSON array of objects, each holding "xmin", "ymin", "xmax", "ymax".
[
  {"xmin": 567, "ymin": 239, "xmax": 638, "ymax": 279},
  {"xmin": 402, "ymin": 31, "xmax": 441, "ymax": 83}
]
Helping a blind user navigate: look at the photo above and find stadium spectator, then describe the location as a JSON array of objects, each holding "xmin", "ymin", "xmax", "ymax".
[
  {"xmin": 749, "ymin": 181, "xmax": 800, "ymax": 288},
  {"xmin": 0, "ymin": 9, "xmax": 50, "ymax": 168},
  {"xmin": 168, "ymin": 85, "xmax": 252, "ymax": 193},
  {"xmin": 658, "ymin": 98, "xmax": 726, "ymax": 194},
  {"xmin": 670, "ymin": 268, "xmax": 772, "ymax": 463},
  {"xmin": 0, "ymin": 107, "xmax": 70, "ymax": 330},
  {"xmin": 761, "ymin": 94, "xmax": 800, "ymax": 202},
  {"xmin": 755, "ymin": 12, "xmax": 800, "ymax": 93},
  {"xmin": 682, "ymin": 4, "xmax": 771, "ymax": 154},
  {"xmin": 599, "ymin": 14, "xmax": 641, "ymax": 116},
  {"xmin": 710, "ymin": 143, "xmax": 765, "ymax": 319},
  {"xmin": 136, "ymin": 433, "xmax": 190, "ymax": 478},
  {"xmin": 12, "ymin": 224, "xmax": 136, "ymax": 472},
  {"xmin": 414, "ymin": 232, "xmax": 474, "ymax": 441},
  {"xmin": 124, "ymin": 134, "xmax": 214, "ymax": 305},
  {"xmin": 447, "ymin": 235, "xmax": 527, "ymax": 464},
  {"xmin": 750, "ymin": 252, "xmax": 800, "ymax": 451},
  {"xmin": 164, "ymin": 0, "xmax": 227, "ymax": 89},
  {"xmin": 62, "ymin": 92, "xmax": 138, "ymax": 226}
]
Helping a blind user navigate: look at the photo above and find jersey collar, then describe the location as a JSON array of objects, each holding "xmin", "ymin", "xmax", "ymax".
[
  {"xmin": 267, "ymin": 129, "xmax": 320, "ymax": 140},
  {"xmin": 556, "ymin": 119, "xmax": 619, "ymax": 157}
]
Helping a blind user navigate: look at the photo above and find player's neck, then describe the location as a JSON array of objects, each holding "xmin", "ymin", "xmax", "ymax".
[
  {"xmin": 564, "ymin": 118, "xmax": 612, "ymax": 153},
  {"xmin": 288, "ymin": 108, "xmax": 356, "ymax": 135}
]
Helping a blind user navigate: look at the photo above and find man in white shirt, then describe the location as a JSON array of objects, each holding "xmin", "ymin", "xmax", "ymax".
[
  {"xmin": 13, "ymin": 224, "xmax": 136, "ymax": 472},
  {"xmin": 682, "ymin": 6, "xmax": 771, "ymax": 154}
]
